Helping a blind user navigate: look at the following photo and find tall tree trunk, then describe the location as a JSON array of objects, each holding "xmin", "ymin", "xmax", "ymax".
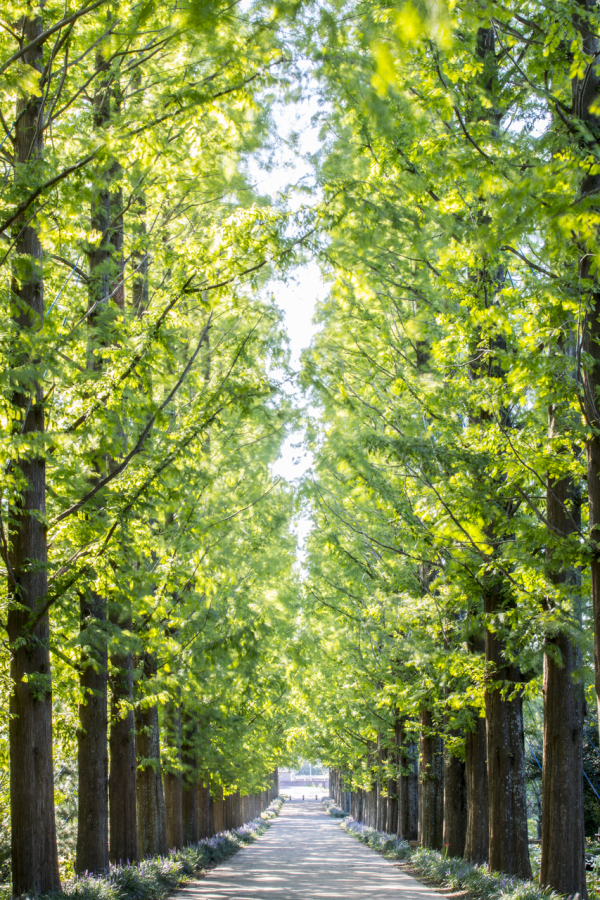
[
  {"xmin": 485, "ymin": 583, "xmax": 531, "ymax": 878},
  {"xmin": 132, "ymin": 192, "xmax": 149, "ymax": 312},
  {"xmin": 574, "ymin": 0, "xmax": 600, "ymax": 733},
  {"xmin": 541, "ymin": 629, "xmax": 586, "ymax": 893},
  {"xmin": 570, "ymin": 30, "xmax": 600, "ymax": 895},
  {"xmin": 163, "ymin": 699, "xmax": 183, "ymax": 851},
  {"xmin": 182, "ymin": 780, "xmax": 199, "ymax": 844},
  {"xmin": 76, "ymin": 591, "xmax": 108, "ymax": 873},
  {"xmin": 443, "ymin": 744, "xmax": 467, "ymax": 857},
  {"xmin": 376, "ymin": 734, "xmax": 385, "ymax": 831},
  {"xmin": 198, "ymin": 783, "xmax": 211, "ymax": 838},
  {"xmin": 540, "ymin": 464, "xmax": 586, "ymax": 896},
  {"xmin": 136, "ymin": 654, "xmax": 168, "ymax": 857},
  {"xmin": 233, "ymin": 791, "xmax": 243, "ymax": 828},
  {"xmin": 109, "ymin": 605, "xmax": 138, "ymax": 864},
  {"xmin": 381, "ymin": 743, "xmax": 390, "ymax": 831},
  {"xmin": 443, "ymin": 680, "xmax": 467, "ymax": 858},
  {"xmin": 387, "ymin": 773, "xmax": 398, "ymax": 835},
  {"xmin": 212, "ymin": 785, "xmax": 225, "ymax": 833},
  {"xmin": 410, "ymin": 748, "xmax": 419, "ymax": 838},
  {"xmin": 368, "ymin": 743, "xmax": 377, "ymax": 828},
  {"xmin": 464, "ymin": 711, "xmax": 489, "ymax": 863},
  {"xmin": 418, "ymin": 708, "xmax": 443, "ymax": 849},
  {"xmin": 397, "ymin": 726, "xmax": 419, "ymax": 840},
  {"xmin": 108, "ymin": 142, "xmax": 124, "ymax": 310},
  {"xmin": 77, "ymin": 46, "xmax": 117, "ymax": 872},
  {"xmin": 409, "ymin": 744, "xmax": 419, "ymax": 839},
  {"xmin": 394, "ymin": 718, "xmax": 405, "ymax": 838},
  {"xmin": 7, "ymin": 11, "xmax": 61, "ymax": 893}
]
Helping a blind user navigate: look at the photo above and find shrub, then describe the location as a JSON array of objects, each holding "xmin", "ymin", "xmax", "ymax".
[
  {"xmin": 341, "ymin": 823, "xmax": 563, "ymax": 900},
  {"xmin": 322, "ymin": 798, "xmax": 346, "ymax": 819},
  {"xmin": 341, "ymin": 818, "xmax": 410, "ymax": 859},
  {"xmin": 410, "ymin": 849, "xmax": 558, "ymax": 900},
  {"xmin": 39, "ymin": 798, "xmax": 283, "ymax": 900}
]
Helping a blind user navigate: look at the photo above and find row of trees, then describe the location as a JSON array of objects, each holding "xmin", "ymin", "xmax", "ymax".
[
  {"xmin": 293, "ymin": 1, "xmax": 600, "ymax": 898},
  {"xmin": 9, "ymin": 0, "xmax": 600, "ymax": 896},
  {"xmin": 0, "ymin": 0, "xmax": 303, "ymax": 893}
]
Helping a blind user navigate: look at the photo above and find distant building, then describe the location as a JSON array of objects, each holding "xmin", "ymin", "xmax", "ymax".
[{"xmin": 278, "ymin": 764, "xmax": 329, "ymax": 788}]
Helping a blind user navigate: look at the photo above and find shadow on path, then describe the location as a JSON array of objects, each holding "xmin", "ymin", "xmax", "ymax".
[{"xmin": 178, "ymin": 801, "xmax": 442, "ymax": 899}]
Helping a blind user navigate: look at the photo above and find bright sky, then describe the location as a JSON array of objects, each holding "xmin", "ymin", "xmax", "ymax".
[
  {"xmin": 246, "ymin": 89, "xmax": 327, "ymax": 548},
  {"xmin": 269, "ymin": 260, "xmax": 325, "ymax": 485}
]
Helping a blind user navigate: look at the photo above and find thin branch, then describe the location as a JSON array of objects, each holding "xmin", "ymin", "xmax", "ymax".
[{"xmin": 0, "ymin": 0, "xmax": 110, "ymax": 76}]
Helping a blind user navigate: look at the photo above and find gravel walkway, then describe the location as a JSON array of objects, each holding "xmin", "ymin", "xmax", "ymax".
[{"xmin": 178, "ymin": 800, "xmax": 442, "ymax": 900}]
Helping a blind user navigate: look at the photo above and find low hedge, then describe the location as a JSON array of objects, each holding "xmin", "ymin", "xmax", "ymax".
[
  {"xmin": 341, "ymin": 817, "xmax": 411, "ymax": 858},
  {"xmin": 40, "ymin": 797, "xmax": 284, "ymax": 900},
  {"xmin": 321, "ymin": 798, "xmax": 346, "ymax": 819},
  {"xmin": 340, "ymin": 817, "xmax": 563, "ymax": 900}
]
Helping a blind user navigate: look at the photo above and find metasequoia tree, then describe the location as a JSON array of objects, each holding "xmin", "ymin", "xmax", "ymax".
[
  {"xmin": 6, "ymin": 8, "xmax": 61, "ymax": 894},
  {"xmin": 5, "ymin": 0, "xmax": 600, "ymax": 891},
  {"xmin": 292, "ymin": 0, "xmax": 598, "ymax": 893},
  {"xmin": 0, "ymin": 0, "xmax": 302, "ymax": 889}
]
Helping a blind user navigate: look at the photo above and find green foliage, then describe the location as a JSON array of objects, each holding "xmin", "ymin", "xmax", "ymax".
[
  {"xmin": 283, "ymin": 0, "xmax": 599, "ymax": 815},
  {"xmin": 2, "ymin": 0, "xmax": 600, "ymax": 882},
  {"xmin": 0, "ymin": 0, "xmax": 303, "ymax": 882}
]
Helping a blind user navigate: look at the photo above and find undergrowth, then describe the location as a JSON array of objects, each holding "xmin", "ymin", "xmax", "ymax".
[
  {"xmin": 409, "ymin": 848, "xmax": 558, "ymax": 900},
  {"xmin": 30, "ymin": 797, "xmax": 284, "ymax": 900},
  {"xmin": 321, "ymin": 798, "xmax": 346, "ymax": 818},
  {"xmin": 340, "ymin": 817, "xmax": 563, "ymax": 900},
  {"xmin": 341, "ymin": 817, "xmax": 411, "ymax": 859}
]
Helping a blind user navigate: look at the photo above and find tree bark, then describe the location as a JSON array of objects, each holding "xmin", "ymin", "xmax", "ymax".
[
  {"xmin": 540, "ymin": 629, "xmax": 586, "ymax": 894},
  {"xmin": 387, "ymin": 773, "xmax": 398, "ymax": 835},
  {"xmin": 183, "ymin": 781, "xmax": 199, "ymax": 844},
  {"xmin": 376, "ymin": 734, "xmax": 385, "ymax": 831},
  {"xmin": 163, "ymin": 699, "xmax": 183, "ymax": 851},
  {"xmin": 443, "ymin": 745, "xmax": 467, "ymax": 858},
  {"xmin": 408, "ymin": 747, "xmax": 419, "ymax": 839},
  {"xmin": 7, "ymin": 11, "xmax": 61, "ymax": 893},
  {"xmin": 132, "ymin": 193, "xmax": 149, "ymax": 312},
  {"xmin": 485, "ymin": 584, "xmax": 531, "ymax": 878},
  {"xmin": 198, "ymin": 783, "xmax": 211, "ymax": 838},
  {"xmin": 464, "ymin": 712, "xmax": 489, "ymax": 864},
  {"xmin": 136, "ymin": 654, "xmax": 168, "ymax": 857},
  {"xmin": 212, "ymin": 785, "xmax": 225, "ymax": 833},
  {"xmin": 397, "ymin": 730, "xmax": 419, "ymax": 841},
  {"xmin": 233, "ymin": 791, "xmax": 243, "ymax": 828},
  {"xmin": 78, "ymin": 45, "xmax": 120, "ymax": 873},
  {"xmin": 540, "ymin": 467, "xmax": 586, "ymax": 896},
  {"xmin": 109, "ymin": 606, "xmax": 138, "ymax": 864},
  {"xmin": 76, "ymin": 591, "xmax": 109, "ymax": 874},
  {"xmin": 418, "ymin": 709, "xmax": 443, "ymax": 849},
  {"xmin": 574, "ymin": 0, "xmax": 600, "ymax": 732}
]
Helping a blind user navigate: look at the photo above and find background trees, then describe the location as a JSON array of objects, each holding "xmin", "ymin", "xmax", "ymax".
[
  {"xmin": 4, "ymin": 0, "xmax": 600, "ymax": 895},
  {"xmin": 1, "ymin": 0, "xmax": 303, "ymax": 890},
  {"xmin": 294, "ymin": 1, "xmax": 600, "ymax": 897}
]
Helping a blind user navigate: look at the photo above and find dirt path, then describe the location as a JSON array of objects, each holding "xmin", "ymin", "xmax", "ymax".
[{"xmin": 178, "ymin": 801, "xmax": 443, "ymax": 900}]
